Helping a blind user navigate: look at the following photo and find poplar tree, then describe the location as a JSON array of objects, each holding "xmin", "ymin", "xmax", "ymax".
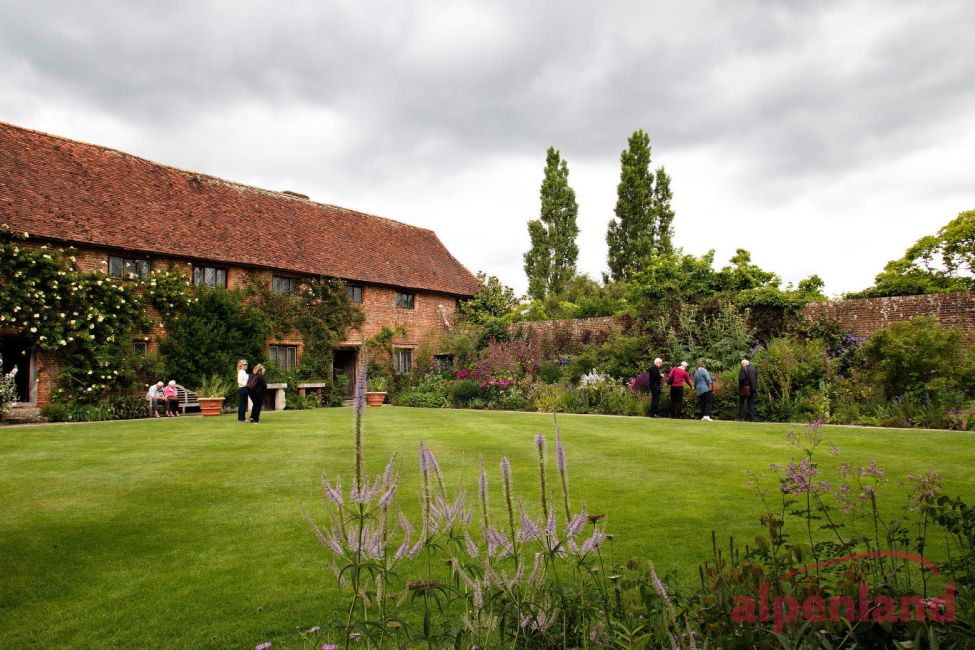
[
  {"xmin": 606, "ymin": 129, "xmax": 675, "ymax": 280},
  {"xmin": 524, "ymin": 147, "xmax": 580, "ymax": 300}
]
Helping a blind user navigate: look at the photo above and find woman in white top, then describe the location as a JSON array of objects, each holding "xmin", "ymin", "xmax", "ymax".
[{"xmin": 236, "ymin": 359, "xmax": 250, "ymax": 422}]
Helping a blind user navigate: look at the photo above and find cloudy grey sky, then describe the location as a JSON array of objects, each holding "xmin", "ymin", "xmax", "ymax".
[{"xmin": 2, "ymin": 1, "xmax": 973, "ymax": 297}]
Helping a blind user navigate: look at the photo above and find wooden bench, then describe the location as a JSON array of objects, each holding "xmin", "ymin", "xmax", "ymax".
[
  {"xmin": 146, "ymin": 385, "xmax": 199, "ymax": 416},
  {"xmin": 174, "ymin": 385, "xmax": 200, "ymax": 415}
]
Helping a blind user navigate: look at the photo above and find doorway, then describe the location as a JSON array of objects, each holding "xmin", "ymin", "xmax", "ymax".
[
  {"xmin": 0, "ymin": 335, "xmax": 33, "ymax": 404},
  {"xmin": 332, "ymin": 348, "xmax": 359, "ymax": 398}
]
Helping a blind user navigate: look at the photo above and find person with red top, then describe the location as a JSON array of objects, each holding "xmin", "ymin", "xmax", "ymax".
[{"xmin": 667, "ymin": 361, "xmax": 692, "ymax": 418}]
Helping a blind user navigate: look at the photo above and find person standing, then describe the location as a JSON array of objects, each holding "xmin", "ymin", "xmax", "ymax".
[
  {"xmin": 236, "ymin": 359, "xmax": 250, "ymax": 422},
  {"xmin": 738, "ymin": 358, "xmax": 758, "ymax": 422},
  {"xmin": 693, "ymin": 360, "xmax": 714, "ymax": 421},
  {"xmin": 667, "ymin": 361, "xmax": 692, "ymax": 418},
  {"xmin": 648, "ymin": 357, "xmax": 665, "ymax": 417},
  {"xmin": 247, "ymin": 363, "xmax": 268, "ymax": 423}
]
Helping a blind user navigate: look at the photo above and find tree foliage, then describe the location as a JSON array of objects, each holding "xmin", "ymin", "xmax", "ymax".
[
  {"xmin": 457, "ymin": 272, "xmax": 517, "ymax": 325},
  {"xmin": 159, "ymin": 287, "xmax": 267, "ymax": 391},
  {"xmin": 863, "ymin": 316, "xmax": 968, "ymax": 398},
  {"xmin": 850, "ymin": 210, "xmax": 975, "ymax": 298},
  {"xmin": 524, "ymin": 147, "xmax": 580, "ymax": 299},
  {"xmin": 244, "ymin": 274, "xmax": 364, "ymax": 380},
  {"xmin": 606, "ymin": 129, "xmax": 674, "ymax": 280}
]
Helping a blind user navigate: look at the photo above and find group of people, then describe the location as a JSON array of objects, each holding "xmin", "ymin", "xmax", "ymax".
[
  {"xmin": 145, "ymin": 380, "xmax": 181, "ymax": 417},
  {"xmin": 646, "ymin": 357, "xmax": 759, "ymax": 422},
  {"xmin": 236, "ymin": 359, "xmax": 268, "ymax": 423},
  {"xmin": 144, "ymin": 359, "xmax": 269, "ymax": 421}
]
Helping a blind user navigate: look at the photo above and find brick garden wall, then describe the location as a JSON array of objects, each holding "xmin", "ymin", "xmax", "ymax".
[
  {"xmin": 510, "ymin": 316, "xmax": 623, "ymax": 348},
  {"xmin": 801, "ymin": 292, "xmax": 975, "ymax": 338}
]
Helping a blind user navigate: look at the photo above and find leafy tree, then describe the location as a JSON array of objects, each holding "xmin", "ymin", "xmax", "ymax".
[
  {"xmin": 716, "ymin": 249, "xmax": 780, "ymax": 292},
  {"xmin": 524, "ymin": 147, "xmax": 580, "ymax": 299},
  {"xmin": 606, "ymin": 129, "xmax": 675, "ymax": 280},
  {"xmin": 160, "ymin": 287, "xmax": 267, "ymax": 390},
  {"xmin": 850, "ymin": 210, "xmax": 975, "ymax": 298},
  {"xmin": 522, "ymin": 274, "xmax": 626, "ymax": 321},
  {"xmin": 457, "ymin": 272, "xmax": 517, "ymax": 325}
]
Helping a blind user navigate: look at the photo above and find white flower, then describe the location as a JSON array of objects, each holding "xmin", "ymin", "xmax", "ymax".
[
  {"xmin": 58, "ymin": 339, "xmax": 66, "ymax": 346},
  {"xmin": 29, "ymin": 327, "xmax": 37, "ymax": 333}
]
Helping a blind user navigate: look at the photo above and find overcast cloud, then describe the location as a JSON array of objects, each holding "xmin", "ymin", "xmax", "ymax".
[{"xmin": 2, "ymin": 0, "xmax": 973, "ymax": 296}]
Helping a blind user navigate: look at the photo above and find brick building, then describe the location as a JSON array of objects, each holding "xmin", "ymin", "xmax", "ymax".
[{"xmin": 0, "ymin": 121, "xmax": 479, "ymax": 406}]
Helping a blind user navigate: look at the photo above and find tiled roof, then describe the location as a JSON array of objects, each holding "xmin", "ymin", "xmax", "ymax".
[{"xmin": 0, "ymin": 121, "xmax": 479, "ymax": 296}]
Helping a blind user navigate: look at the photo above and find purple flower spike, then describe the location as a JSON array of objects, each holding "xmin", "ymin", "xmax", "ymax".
[
  {"xmin": 501, "ymin": 456, "xmax": 511, "ymax": 482},
  {"xmin": 535, "ymin": 433, "xmax": 545, "ymax": 454},
  {"xmin": 352, "ymin": 366, "xmax": 367, "ymax": 417}
]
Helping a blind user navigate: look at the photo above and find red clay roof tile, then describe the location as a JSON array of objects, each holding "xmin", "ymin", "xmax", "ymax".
[{"xmin": 0, "ymin": 121, "xmax": 479, "ymax": 296}]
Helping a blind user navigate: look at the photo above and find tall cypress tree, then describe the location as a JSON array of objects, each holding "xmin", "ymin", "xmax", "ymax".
[
  {"xmin": 606, "ymin": 129, "xmax": 675, "ymax": 280},
  {"xmin": 652, "ymin": 165, "xmax": 674, "ymax": 255},
  {"xmin": 524, "ymin": 147, "xmax": 580, "ymax": 300}
]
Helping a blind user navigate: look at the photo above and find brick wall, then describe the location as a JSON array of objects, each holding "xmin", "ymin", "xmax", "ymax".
[
  {"xmin": 510, "ymin": 316, "xmax": 623, "ymax": 348},
  {"xmin": 802, "ymin": 291, "xmax": 975, "ymax": 338}
]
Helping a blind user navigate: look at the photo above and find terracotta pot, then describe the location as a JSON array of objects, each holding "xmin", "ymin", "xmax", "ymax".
[
  {"xmin": 365, "ymin": 391, "xmax": 387, "ymax": 407},
  {"xmin": 199, "ymin": 397, "xmax": 225, "ymax": 416}
]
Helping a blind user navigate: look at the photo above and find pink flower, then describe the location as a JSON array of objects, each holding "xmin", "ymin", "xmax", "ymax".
[
  {"xmin": 322, "ymin": 644, "xmax": 338, "ymax": 650},
  {"xmin": 255, "ymin": 643, "xmax": 272, "ymax": 650}
]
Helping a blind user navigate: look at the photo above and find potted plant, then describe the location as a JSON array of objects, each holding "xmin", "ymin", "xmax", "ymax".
[
  {"xmin": 196, "ymin": 374, "xmax": 231, "ymax": 416},
  {"xmin": 365, "ymin": 375, "xmax": 388, "ymax": 407}
]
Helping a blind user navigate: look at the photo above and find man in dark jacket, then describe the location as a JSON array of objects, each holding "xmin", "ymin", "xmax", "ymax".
[
  {"xmin": 738, "ymin": 359, "xmax": 758, "ymax": 421},
  {"xmin": 648, "ymin": 357, "xmax": 665, "ymax": 417}
]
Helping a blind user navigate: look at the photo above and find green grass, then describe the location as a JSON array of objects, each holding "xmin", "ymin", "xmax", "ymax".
[{"xmin": 1, "ymin": 408, "xmax": 973, "ymax": 648}]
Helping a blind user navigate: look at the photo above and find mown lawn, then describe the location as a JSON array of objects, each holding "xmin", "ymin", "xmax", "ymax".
[{"xmin": 1, "ymin": 408, "xmax": 972, "ymax": 648}]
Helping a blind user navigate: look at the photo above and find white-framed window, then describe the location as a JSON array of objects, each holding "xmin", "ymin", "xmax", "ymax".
[
  {"xmin": 108, "ymin": 256, "xmax": 150, "ymax": 279},
  {"xmin": 272, "ymin": 276, "xmax": 299, "ymax": 295},
  {"xmin": 193, "ymin": 265, "xmax": 228, "ymax": 288},
  {"xmin": 395, "ymin": 291, "xmax": 415, "ymax": 310},
  {"xmin": 269, "ymin": 344, "xmax": 297, "ymax": 368},
  {"xmin": 393, "ymin": 348, "xmax": 413, "ymax": 374}
]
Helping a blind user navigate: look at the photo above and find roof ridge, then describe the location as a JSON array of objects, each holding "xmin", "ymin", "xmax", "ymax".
[{"xmin": 0, "ymin": 119, "xmax": 435, "ymax": 235}]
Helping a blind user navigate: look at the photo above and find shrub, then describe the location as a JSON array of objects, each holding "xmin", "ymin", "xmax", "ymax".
[
  {"xmin": 107, "ymin": 396, "xmax": 150, "ymax": 420},
  {"xmin": 394, "ymin": 391, "xmax": 446, "ymax": 408},
  {"xmin": 39, "ymin": 403, "xmax": 70, "ymax": 422},
  {"xmin": 0, "ymin": 369, "xmax": 17, "ymax": 420},
  {"xmin": 160, "ymin": 287, "xmax": 267, "ymax": 390},
  {"xmin": 286, "ymin": 393, "xmax": 319, "ymax": 410},
  {"xmin": 536, "ymin": 360, "xmax": 561, "ymax": 384},
  {"xmin": 864, "ymin": 316, "xmax": 968, "ymax": 398},
  {"xmin": 448, "ymin": 378, "xmax": 485, "ymax": 407},
  {"xmin": 41, "ymin": 402, "xmax": 113, "ymax": 422}
]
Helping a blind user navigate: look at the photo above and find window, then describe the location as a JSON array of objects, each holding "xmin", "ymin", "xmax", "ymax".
[
  {"xmin": 269, "ymin": 345, "xmax": 298, "ymax": 369},
  {"xmin": 193, "ymin": 265, "xmax": 228, "ymax": 288},
  {"xmin": 395, "ymin": 291, "xmax": 415, "ymax": 310},
  {"xmin": 133, "ymin": 341, "xmax": 148, "ymax": 355},
  {"xmin": 434, "ymin": 354, "xmax": 454, "ymax": 372},
  {"xmin": 272, "ymin": 276, "xmax": 299, "ymax": 295},
  {"xmin": 346, "ymin": 284, "xmax": 363, "ymax": 303},
  {"xmin": 108, "ymin": 256, "xmax": 150, "ymax": 279},
  {"xmin": 393, "ymin": 349, "xmax": 413, "ymax": 374}
]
